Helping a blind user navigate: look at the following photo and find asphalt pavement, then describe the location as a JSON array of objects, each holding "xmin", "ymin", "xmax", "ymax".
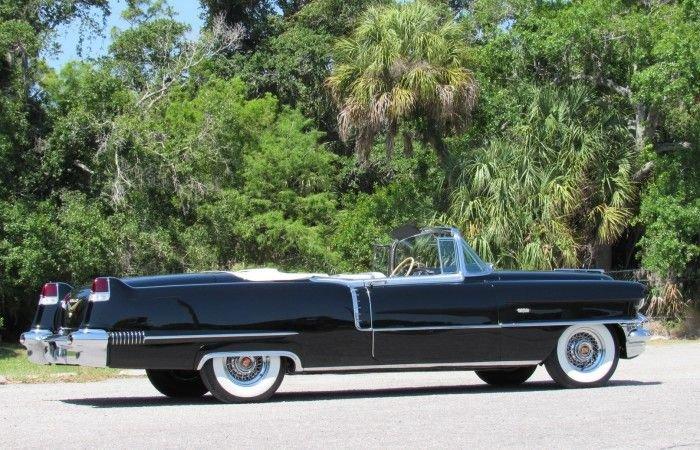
[{"xmin": 1, "ymin": 341, "xmax": 698, "ymax": 449}]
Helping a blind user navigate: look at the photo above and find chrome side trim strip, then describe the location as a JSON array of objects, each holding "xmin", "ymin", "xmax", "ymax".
[
  {"xmin": 365, "ymin": 273, "xmax": 465, "ymax": 287},
  {"xmin": 349, "ymin": 288, "xmax": 363, "ymax": 330},
  {"xmin": 500, "ymin": 316, "xmax": 644, "ymax": 328},
  {"xmin": 110, "ymin": 331, "xmax": 145, "ymax": 345},
  {"xmin": 304, "ymin": 360, "xmax": 541, "ymax": 372},
  {"xmin": 350, "ymin": 311, "xmax": 647, "ymax": 332},
  {"xmin": 196, "ymin": 351, "xmax": 303, "ymax": 371},
  {"xmin": 373, "ymin": 324, "xmax": 501, "ymax": 331},
  {"xmin": 367, "ymin": 286, "xmax": 375, "ymax": 357},
  {"xmin": 143, "ymin": 332, "xmax": 298, "ymax": 343}
]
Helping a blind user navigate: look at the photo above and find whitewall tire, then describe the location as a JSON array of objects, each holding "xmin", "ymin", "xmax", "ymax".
[
  {"xmin": 545, "ymin": 324, "xmax": 619, "ymax": 388},
  {"xmin": 200, "ymin": 355, "xmax": 286, "ymax": 403}
]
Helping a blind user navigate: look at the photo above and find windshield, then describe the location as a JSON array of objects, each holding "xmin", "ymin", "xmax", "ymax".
[
  {"xmin": 384, "ymin": 228, "xmax": 491, "ymax": 277},
  {"xmin": 392, "ymin": 232, "xmax": 460, "ymax": 277}
]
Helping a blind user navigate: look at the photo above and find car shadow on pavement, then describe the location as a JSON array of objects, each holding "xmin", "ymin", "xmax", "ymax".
[{"xmin": 59, "ymin": 379, "xmax": 660, "ymax": 408}]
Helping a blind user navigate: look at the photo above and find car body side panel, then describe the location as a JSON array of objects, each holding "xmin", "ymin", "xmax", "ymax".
[
  {"xmin": 367, "ymin": 278, "xmax": 501, "ymax": 363},
  {"xmin": 84, "ymin": 280, "xmax": 373, "ymax": 370},
  {"xmin": 491, "ymin": 278, "xmax": 644, "ymax": 361},
  {"xmin": 72, "ymin": 274, "xmax": 645, "ymax": 371}
]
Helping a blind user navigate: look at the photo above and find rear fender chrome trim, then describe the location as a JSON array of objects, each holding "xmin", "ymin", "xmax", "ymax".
[
  {"xmin": 304, "ymin": 360, "xmax": 541, "ymax": 372},
  {"xmin": 500, "ymin": 316, "xmax": 646, "ymax": 328},
  {"xmin": 144, "ymin": 331, "xmax": 297, "ymax": 344},
  {"xmin": 110, "ymin": 331, "xmax": 145, "ymax": 345},
  {"xmin": 373, "ymin": 324, "xmax": 501, "ymax": 331},
  {"xmin": 196, "ymin": 351, "xmax": 303, "ymax": 372}
]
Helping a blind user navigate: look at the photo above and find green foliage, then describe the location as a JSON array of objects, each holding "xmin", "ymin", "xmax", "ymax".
[
  {"xmin": 1, "ymin": 0, "xmax": 699, "ymax": 336},
  {"xmin": 327, "ymin": 0, "xmax": 477, "ymax": 165},
  {"xmin": 199, "ymin": 0, "xmax": 279, "ymax": 49},
  {"xmin": 109, "ymin": 17, "xmax": 191, "ymax": 90},
  {"xmin": 635, "ymin": 149, "xmax": 699, "ymax": 317},
  {"xmin": 333, "ymin": 146, "xmax": 444, "ymax": 271},
  {"xmin": 637, "ymin": 152, "xmax": 700, "ymax": 278},
  {"xmin": 446, "ymin": 85, "xmax": 637, "ymax": 269}
]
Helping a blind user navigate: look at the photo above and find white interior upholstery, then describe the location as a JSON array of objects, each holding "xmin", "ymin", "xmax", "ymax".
[
  {"xmin": 230, "ymin": 268, "xmax": 386, "ymax": 282},
  {"xmin": 231, "ymin": 268, "xmax": 328, "ymax": 281},
  {"xmin": 328, "ymin": 272, "xmax": 386, "ymax": 280}
]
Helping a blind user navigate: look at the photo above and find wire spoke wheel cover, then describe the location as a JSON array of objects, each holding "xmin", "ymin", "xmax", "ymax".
[
  {"xmin": 225, "ymin": 356, "xmax": 269, "ymax": 385},
  {"xmin": 203, "ymin": 354, "xmax": 285, "ymax": 402},
  {"xmin": 565, "ymin": 331, "xmax": 603, "ymax": 371},
  {"xmin": 546, "ymin": 324, "xmax": 618, "ymax": 387}
]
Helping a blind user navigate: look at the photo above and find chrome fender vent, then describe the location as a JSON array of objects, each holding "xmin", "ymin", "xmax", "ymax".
[{"xmin": 109, "ymin": 331, "xmax": 145, "ymax": 345}]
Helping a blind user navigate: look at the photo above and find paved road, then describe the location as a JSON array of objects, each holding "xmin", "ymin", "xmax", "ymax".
[{"xmin": 1, "ymin": 342, "xmax": 699, "ymax": 449}]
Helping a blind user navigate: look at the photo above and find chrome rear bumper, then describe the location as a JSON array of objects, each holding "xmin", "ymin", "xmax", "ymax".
[
  {"xmin": 621, "ymin": 315, "xmax": 651, "ymax": 359},
  {"xmin": 19, "ymin": 329, "xmax": 108, "ymax": 367}
]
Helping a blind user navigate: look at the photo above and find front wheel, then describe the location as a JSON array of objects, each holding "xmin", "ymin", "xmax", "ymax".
[
  {"xmin": 545, "ymin": 324, "xmax": 619, "ymax": 388},
  {"xmin": 146, "ymin": 369, "xmax": 209, "ymax": 398},
  {"xmin": 200, "ymin": 355, "xmax": 286, "ymax": 403},
  {"xmin": 475, "ymin": 366, "xmax": 537, "ymax": 387}
]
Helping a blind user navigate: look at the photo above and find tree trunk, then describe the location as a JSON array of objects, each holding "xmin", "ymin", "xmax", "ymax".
[
  {"xmin": 355, "ymin": 129, "xmax": 373, "ymax": 167},
  {"xmin": 592, "ymin": 243, "xmax": 612, "ymax": 271},
  {"xmin": 634, "ymin": 103, "xmax": 657, "ymax": 154},
  {"xmin": 402, "ymin": 130, "xmax": 413, "ymax": 157},
  {"xmin": 385, "ymin": 121, "xmax": 397, "ymax": 160},
  {"xmin": 425, "ymin": 122, "xmax": 449, "ymax": 168}
]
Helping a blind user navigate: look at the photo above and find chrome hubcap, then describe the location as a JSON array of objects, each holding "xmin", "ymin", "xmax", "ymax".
[
  {"xmin": 225, "ymin": 356, "xmax": 269, "ymax": 385},
  {"xmin": 566, "ymin": 331, "xmax": 604, "ymax": 371}
]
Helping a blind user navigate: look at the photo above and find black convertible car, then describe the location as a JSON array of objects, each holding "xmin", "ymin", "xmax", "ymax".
[{"xmin": 21, "ymin": 226, "xmax": 650, "ymax": 403}]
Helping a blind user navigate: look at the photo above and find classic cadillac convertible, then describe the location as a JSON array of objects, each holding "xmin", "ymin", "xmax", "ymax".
[{"xmin": 20, "ymin": 226, "xmax": 650, "ymax": 403}]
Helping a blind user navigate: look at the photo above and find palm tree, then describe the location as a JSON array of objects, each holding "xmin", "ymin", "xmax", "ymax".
[
  {"xmin": 326, "ymin": 0, "xmax": 476, "ymax": 167},
  {"xmin": 443, "ymin": 85, "xmax": 638, "ymax": 270}
]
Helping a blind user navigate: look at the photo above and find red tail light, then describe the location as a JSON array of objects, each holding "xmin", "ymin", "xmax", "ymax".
[
  {"xmin": 38, "ymin": 283, "xmax": 59, "ymax": 305},
  {"xmin": 89, "ymin": 277, "xmax": 110, "ymax": 302}
]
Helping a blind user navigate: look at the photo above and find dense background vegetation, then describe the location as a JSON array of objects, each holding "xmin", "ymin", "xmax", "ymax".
[{"xmin": 0, "ymin": 0, "xmax": 697, "ymax": 338}]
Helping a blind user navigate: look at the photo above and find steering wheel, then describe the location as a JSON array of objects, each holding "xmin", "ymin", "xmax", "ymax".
[{"xmin": 390, "ymin": 257, "xmax": 416, "ymax": 277}]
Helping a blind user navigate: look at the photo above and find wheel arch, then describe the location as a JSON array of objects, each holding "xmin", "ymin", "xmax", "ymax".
[
  {"xmin": 196, "ymin": 350, "xmax": 303, "ymax": 373},
  {"xmin": 607, "ymin": 323, "xmax": 627, "ymax": 358}
]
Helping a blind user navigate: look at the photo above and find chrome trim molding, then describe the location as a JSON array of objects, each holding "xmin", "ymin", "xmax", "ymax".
[
  {"xmin": 500, "ymin": 315, "xmax": 646, "ymax": 328},
  {"xmin": 19, "ymin": 329, "xmax": 52, "ymax": 365},
  {"xmin": 367, "ymin": 273, "xmax": 465, "ymax": 287},
  {"xmin": 620, "ymin": 315, "xmax": 651, "ymax": 359},
  {"xmin": 348, "ymin": 297, "xmax": 647, "ymax": 332},
  {"xmin": 304, "ymin": 360, "xmax": 541, "ymax": 372},
  {"xmin": 196, "ymin": 351, "xmax": 303, "ymax": 372},
  {"xmin": 374, "ymin": 324, "xmax": 501, "ymax": 332},
  {"xmin": 19, "ymin": 328, "xmax": 108, "ymax": 367},
  {"xmin": 143, "ymin": 331, "xmax": 298, "ymax": 344},
  {"xmin": 349, "ymin": 288, "xmax": 364, "ymax": 331},
  {"xmin": 110, "ymin": 331, "xmax": 145, "ymax": 345}
]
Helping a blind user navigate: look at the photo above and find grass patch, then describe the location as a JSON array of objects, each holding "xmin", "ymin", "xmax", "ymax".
[{"xmin": 0, "ymin": 344, "xmax": 122, "ymax": 383}]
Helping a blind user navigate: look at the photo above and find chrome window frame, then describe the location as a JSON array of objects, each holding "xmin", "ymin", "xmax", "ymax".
[
  {"xmin": 370, "ymin": 227, "xmax": 491, "ymax": 286},
  {"xmin": 453, "ymin": 228, "xmax": 492, "ymax": 276}
]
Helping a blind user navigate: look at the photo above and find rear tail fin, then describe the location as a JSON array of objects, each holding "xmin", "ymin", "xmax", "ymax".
[
  {"xmin": 31, "ymin": 282, "xmax": 73, "ymax": 332},
  {"xmin": 89, "ymin": 277, "xmax": 111, "ymax": 302}
]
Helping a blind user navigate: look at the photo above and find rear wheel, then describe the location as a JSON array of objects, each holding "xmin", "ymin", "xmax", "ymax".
[
  {"xmin": 146, "ymin": 369, "xmax": 208, "ymax": 398},
  {"xmin": 475, "ymin": 366, "xmax": 536, "ymax": 387},
  {"xmin": 544, "ymin": 324, "xmax": 619, "ymax": 388},
  {"xmin": 200, "ymin": 355, "xmax": 286, "ymax": 403}
]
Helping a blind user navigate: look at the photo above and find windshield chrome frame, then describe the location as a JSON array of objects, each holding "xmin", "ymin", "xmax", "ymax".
[
  {"xmin": 385, "ymin": 227, "xmax": 492, "ymax": 283},
  {"xmin": 450, "ymin": 227, "xmax": 492, "ymax": 277}
]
